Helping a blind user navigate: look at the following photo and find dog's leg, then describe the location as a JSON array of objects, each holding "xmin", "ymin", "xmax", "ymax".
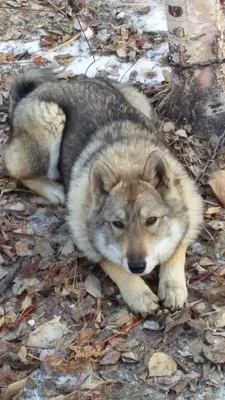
[
  {"xmin": 158, "ymin": 243, "xmax": 188, "ymax": 310},
  {"xmin": 22, "ymin": 177, "xmax": 65, "ymax": 205},
  {"xmin": 100, "ymin": 259, "xmax": 159, "ymax": 316}
]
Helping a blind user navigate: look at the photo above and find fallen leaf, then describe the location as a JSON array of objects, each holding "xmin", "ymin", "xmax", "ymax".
[
  {"xmin": 54, "ymin": 54, "xmax": 76, "ymax": 67},
  {"xmin": 21, "ymin": 295, "xmax": 33, "ymax": 311},
  {"xmin": 106, "ymin": 307, "xmax": 131, "ymax": 329},
  {"xmin": 33, "ymin": 238, "xmax": 54, "ymax": 257},
  {"xmin": 165, "ymin": 308, "xmax": 190, "ymax": 333},
  {"xmin": 208, "ymin": 170, "xmax": 225, "ymax": 207},
  {"xmin": 100, "ymin": 349, "xmax": 120, "ymax": 365},
  {"xmin": 81, "ymin": 373, "xmax": 114, "ymax": 390},
  {"xmin": 85, "ymin": 274, "xmax": 101, "ymax": 298},
  {"xmin": 121, "ymin": 351, "xmax": 139, "ymax": 363},
  {"xmin": 0, "ymin": 315, "xmax": 12, "ymax": 329},
  {"xmin": 203, "ymin": 333, "xmax": 225, "ymax": 364},
  {"xmin": 207, "ymin": 220, "xmax": 224, "ymax": 231},
  {"xmin": 77, "ymin": 328, "xmax": 94, "ymax": 346},
  {"xmin": 138, "ymin": 5, "xmax": 151, "ymax": 14},
  {"xmin": 148, "ymin": 352, "xmax": 177, "ymax": 377},
  {"xmin": 33, "ymin": 56, "xmax": 49, "ymax": 65},
  {"xmin": 15, "ymin": 241, "xmax": 33, "ymax": 256},
  {"xmin": 116, "ymin": 46, "xmax": 127, "ymax": 58},
  {"xmin": 5, "ymin": 202, "xmax": 25, "ymax": 211},
  {"xmin": 199, "ymin": 257, "xmax": 214, "ymax": 267},
  {"xmin": 71, "ymin": 295, "xmax": 95, "ymax": 323},
  {"xmin": 0, "ymin": 377, "xmax": 27, "ymax": 400},
  {"xmin": 209, "ymin": 308, "xmax": 225, "ymax": 328},
  {"xmin": 175, "ymin": 129, "xmax": 187, "ymax": 138},
  {"xmin": 27, "ymin": 317, "xmax": 68, "ymax": 348},
  {"xmin": 171, "ymin": 371, "xmax": 200, "ymax": 394},
  {"xmin": 204, "ymin": 206, "xmax": 221, "ymax": 217}
]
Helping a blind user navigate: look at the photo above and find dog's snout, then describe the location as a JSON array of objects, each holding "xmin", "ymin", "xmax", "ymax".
[{"xmin": 128, "ymin": 260, "xmax": 146, "ymax": 274}]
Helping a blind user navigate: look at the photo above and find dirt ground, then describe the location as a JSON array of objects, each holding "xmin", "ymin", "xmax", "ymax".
[{"xmin": 1, "ymin": 1, "xmax": 225, "ymax": 399}]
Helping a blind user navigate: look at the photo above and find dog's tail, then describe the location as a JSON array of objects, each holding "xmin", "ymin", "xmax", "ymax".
[{"xmin": 9, "ymin": 67, "xmax": 57, "ymax": 121}]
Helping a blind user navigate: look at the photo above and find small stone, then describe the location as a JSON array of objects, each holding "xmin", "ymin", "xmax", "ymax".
[
  {"xmin": 143, "ymin": 320, "xmax": 160, "ymax": 331},
  {"xmin": 27, "ymin": 319, "xmax": 35, "ymax": 328},
  {"xmin": 116, "ymin": 11, "xmax": 125, "ymax": 20},
  {"xmin": 163, "ymin": 122, "xmax": 175, "ymax": 133},
  {"xmin": 191, "ymin": 242, "xmax": 205, "ymax": 256}
]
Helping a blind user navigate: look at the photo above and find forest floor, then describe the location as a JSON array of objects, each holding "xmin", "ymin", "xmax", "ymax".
[{"xmin": 1, "ymin": 1, "xmax": 225, "ymax": 399}]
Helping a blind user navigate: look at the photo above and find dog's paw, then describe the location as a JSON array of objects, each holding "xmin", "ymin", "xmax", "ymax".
[
  {"xmin": 47, "ymin": 182, "xmax": 65, "ymax": 205},
  {"xmin": 158, "ymin": 280, "xmax": 187, "ymax": 311},
  {"xmin": 120, "ymin": 278, "xmax": 159, "ymax": 317}
]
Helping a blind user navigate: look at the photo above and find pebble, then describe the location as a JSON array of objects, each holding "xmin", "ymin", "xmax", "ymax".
[{"xmin": 27, "ymin": 319, "xmax": 35, "ymax": 327}]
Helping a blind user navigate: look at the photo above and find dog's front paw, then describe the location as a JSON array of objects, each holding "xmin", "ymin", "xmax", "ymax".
[
  {"xmin": 120, "ymin": 278, "xmax": 159, "ymax": 317},
  {"xmin": 158, "ymin": 279, "xmax": 187, "ymax": 311},
  {"xmin": 47, "ymin": 182, "xmax": 65, "ymax": 205}
]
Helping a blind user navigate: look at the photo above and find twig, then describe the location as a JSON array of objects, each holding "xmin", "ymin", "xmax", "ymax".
[
  {"xmin": 74, "ymin": 317, "xmax": 143, "ymax": 390},
  {"xmin": 76, "ymin": 14, "xmax": 95, "ymax": 62},
  {"xmin": 196, "ymin": 130, "xmax": 225, "ymax": 182},
  {"xmin": 192, "ymin": 264, "xmax": 225, "ymax": 286},
  {"xmin": 115, "ymin": 3, "xmax": 161, "ymax": 6},
  {"xmin": 33, "ymin": 32, "xmax": 81, "ymax": 60}
]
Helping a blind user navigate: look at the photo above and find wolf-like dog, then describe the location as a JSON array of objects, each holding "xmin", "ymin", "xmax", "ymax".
[{"xmin": 5, "ymin": 68, "xmax": 203, "ymax": 316}]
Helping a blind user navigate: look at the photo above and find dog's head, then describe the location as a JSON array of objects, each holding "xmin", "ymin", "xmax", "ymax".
[{"xmin": 88, "ymin": 150, "xmax": 188, "ymax": 275}]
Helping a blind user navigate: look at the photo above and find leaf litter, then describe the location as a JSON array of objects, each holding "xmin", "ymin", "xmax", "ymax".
[{"xmin": 0, "ymin": 0, "xmax": 225, "ymax": 399}]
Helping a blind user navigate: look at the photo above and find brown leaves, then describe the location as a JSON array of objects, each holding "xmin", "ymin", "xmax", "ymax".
[
  {"xmin": 203, "ymin": 333, "xmax": 225, "ymax": 364},
  {"xmin": 208, "ymin": 170, "xmax": 225, "ymax": 207}
]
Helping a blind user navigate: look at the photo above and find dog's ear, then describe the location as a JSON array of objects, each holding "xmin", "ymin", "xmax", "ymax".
[
  {"xmin": 142, "ymin": 150, "xmax": 170, "ymax": 188},
  {"xmin": 90, "ymin": 160, "xmax": 117, "ymax": 196}
]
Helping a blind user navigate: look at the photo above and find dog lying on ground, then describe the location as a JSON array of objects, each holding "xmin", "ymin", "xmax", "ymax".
[{"xmin": 5, "ymin": 68, "xmax": 203, "ymax": 316}]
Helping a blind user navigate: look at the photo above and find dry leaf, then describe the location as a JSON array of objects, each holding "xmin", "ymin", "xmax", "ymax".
[
  {"xmin": 208, "ymin": 170, "xmax": 225, "ymax": 207},
  {"xmin": 15, "ymin": 241, "xmax": 33, "ymax": 256},
  {"xmin": 165, "ymin": 308, "xmax": 190, "ymax": 333},
  {"xmin": 203, "ymin": 333, "xmax": 225, "ymax": 364},
  {"xmin": 171, "ymin": 371, "xmax": 200, "ymax": 394},
  {"xmin": 0, "ymin": 315, "xmax": 12, "ymax": 329},
  {"xmin": 85, "ymin": 274, "xmax": 101, "ymax": 298},
  {"xmin": 27, "ymin": 317, "xmax": 68, "ymax": 348},
  {"xmin": 106, "ymin": 307, "xmax": 131, "ymax": 329},
  {"xmin": 209, "ymin": 309, "xmax": 225, "ymax": 328},
  {"xmin": 204, "ymin": 206, "xmax": 221, "ymax": 217},
  {"xmin": 121, "ymin": 351, "xmax": 139, "ymax": 363},
  {"xmin": 116, "ymin": 46, "xmax": 127, "ymax": 58},
  {"xmin": 199, "ymin": 257, "xmax": 214, "ymax": 267},
  {"xmin": 148, "ymin": 352, "xmax": 177, "ymax": 377},
  {"xmin": 0, "ymin": 377, "xmax": 27, "ymax": 400},
  {"xmin": 100, "ymin": 349, "xmax": 120, "ymax": 365}
]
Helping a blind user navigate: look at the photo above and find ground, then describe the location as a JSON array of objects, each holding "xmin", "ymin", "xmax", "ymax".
[{"xmin": 1, "ymin": 1, "xmax": 225, "ymax": 399}]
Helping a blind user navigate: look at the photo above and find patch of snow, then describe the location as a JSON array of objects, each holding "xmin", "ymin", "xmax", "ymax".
[{"xmin": 0, "ymin": 1, "xmax": 169, "ymax": 85}]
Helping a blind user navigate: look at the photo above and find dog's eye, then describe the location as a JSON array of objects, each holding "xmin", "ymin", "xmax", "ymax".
[
  {"xmin": 146, "ymin": 217, "xmax": 157, "ymax": 226},
  {"xmin": 112, "ymin": 220, "xmax": 124, "ymax": 229}
]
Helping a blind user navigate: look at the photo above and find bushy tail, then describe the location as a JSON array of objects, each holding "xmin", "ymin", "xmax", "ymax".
[{"xmin": 9, "ymin": 67, "xmax": 57, "ymax": 120}]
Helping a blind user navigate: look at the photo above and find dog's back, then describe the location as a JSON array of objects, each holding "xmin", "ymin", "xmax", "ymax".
[{"xmin": 6, "ymin": 68, "xmax": 155, "ymax": 190}]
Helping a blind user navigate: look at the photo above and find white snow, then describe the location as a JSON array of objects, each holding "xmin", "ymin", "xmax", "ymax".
[{"xmin": 0, "ymin": 0, "xmax": 170, "ymax": 85}]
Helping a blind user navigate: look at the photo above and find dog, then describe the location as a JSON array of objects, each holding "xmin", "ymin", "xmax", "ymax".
[{"xmin": 5, "ymin": 68, "xmax": 203, "ymax": 316}]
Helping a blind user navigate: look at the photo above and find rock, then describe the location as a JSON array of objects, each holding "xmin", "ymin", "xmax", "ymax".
[{"xmin": 143, "ymin": 320, "xmax": 160, "ymax": 331}]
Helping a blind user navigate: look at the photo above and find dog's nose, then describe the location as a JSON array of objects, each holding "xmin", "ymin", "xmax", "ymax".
[{"xmin": 128, "ymin": 260, "xmax": 146, "ymax": 274}]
